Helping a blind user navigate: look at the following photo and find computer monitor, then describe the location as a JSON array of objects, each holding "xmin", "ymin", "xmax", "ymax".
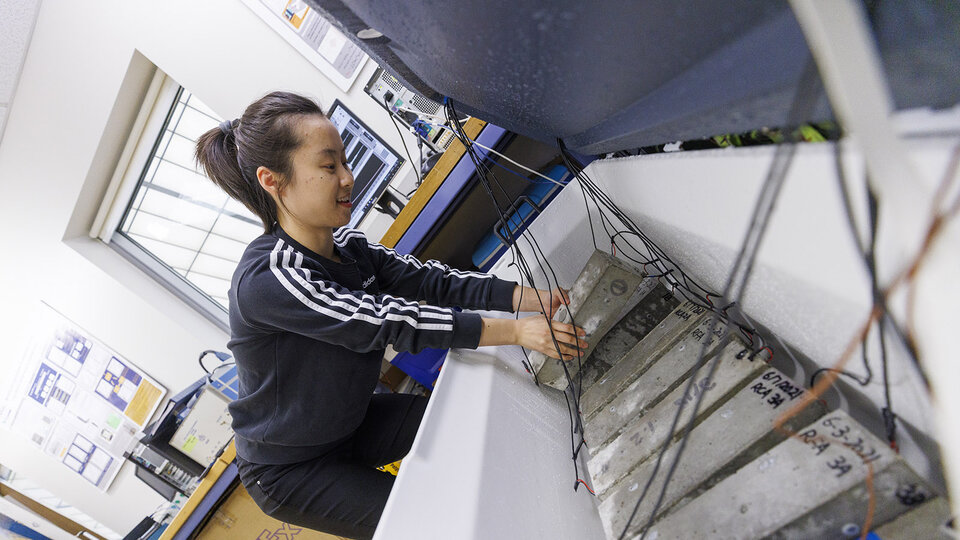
[{"xmin": 326, "ymin": 99, "xmax": 404, "ymax": 227}]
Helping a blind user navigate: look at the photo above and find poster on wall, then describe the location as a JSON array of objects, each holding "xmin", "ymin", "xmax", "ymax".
[
  {"xmin": 0, "ymin": 304, "xmax": 167, "ymax": 492},
  {"xmin": 241, "ymin": 0, "xmax": 369, "ymax": 92}
]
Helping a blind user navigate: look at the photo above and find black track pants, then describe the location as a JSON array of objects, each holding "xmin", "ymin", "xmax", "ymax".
[{"xmin": 236, "ymin": 393, "xmax": 428, "ymax": 540}]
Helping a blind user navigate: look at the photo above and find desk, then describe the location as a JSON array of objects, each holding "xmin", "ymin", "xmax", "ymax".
[
  {"xmin": 158, "ymin": 442, "xmax": 238, "ymax": 540},
  {"xmin": 380, "ymin": 118, "xmax": 487, "ymax": 251}
]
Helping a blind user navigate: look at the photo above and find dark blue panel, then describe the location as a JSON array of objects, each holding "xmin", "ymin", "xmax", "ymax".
[
  {"xmin": 394, "ymin": 124, "xmax": 507, "ymax": 255},
  {"xmin": 306, "ymin": 0, "xmax": 960, "ymax": 154},
  {"xmin": 172, "ymin": 462, "xmax": 239, "ymax": 540}
]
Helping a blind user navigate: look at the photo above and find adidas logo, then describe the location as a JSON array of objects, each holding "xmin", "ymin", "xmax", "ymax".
[{"xmin": 362, "ymin": 275, "xmax": 376, "ymax": 288}]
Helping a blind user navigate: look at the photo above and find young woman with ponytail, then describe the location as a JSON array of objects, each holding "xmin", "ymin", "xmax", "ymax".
[{"xmin": 194, "ymin": 91, "xmax": 587, "ymax": 539}]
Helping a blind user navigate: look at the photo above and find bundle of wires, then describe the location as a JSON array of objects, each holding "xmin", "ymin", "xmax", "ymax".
[
  {"xmin": 434, "ymin": 46, "xmax": 936, "ymax": 535},
  {"xmin": 441, "ymin": 97, "xmax": 597, "ymax": 494},
  {"xmin": 436, "ymin": 91, "xmax": 796, "ymax": 508}
]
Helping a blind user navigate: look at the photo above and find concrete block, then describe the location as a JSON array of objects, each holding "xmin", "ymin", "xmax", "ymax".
[
  {"xmin": 598, "ymin": 367, "xmax": 826, "ymax": 539},
  {"xmin": 871, "ymin": 497, "xmax": 955, "ymax": 540},
  {"xmin": 644, "ymin": 410, "xmax": 935, "ymax": 540},
  {"xmin": 587, "ymin": 340, "xmax": 763, "ymax": 498},
  {"xmin": 582, "ymin": 301, "xmax": 707, "ymax": 422},
  {"xmin": 529, "ymin": 250, "xmax": 647, "ymax": 390},
  {"xmin": 584, "ymin": 315, "xmax": 731, "ymax": 449},
  {"xmin": 576, "ymin": 282, "xmax": 679, "ymax": 396}
]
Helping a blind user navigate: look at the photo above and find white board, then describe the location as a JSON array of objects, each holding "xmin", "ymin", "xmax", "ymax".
[
  {"xmin": 241, "ymin": 0, "xmax": 368, "ymax": 92},
  {"xmin": 0, "ymin": 304, "xmax": 167, "ymax": 491}
]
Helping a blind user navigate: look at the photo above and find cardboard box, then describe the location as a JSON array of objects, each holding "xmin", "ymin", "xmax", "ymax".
[{"xmin": 197, "ymin": 483, "xmax": 350, "ymax": 540}]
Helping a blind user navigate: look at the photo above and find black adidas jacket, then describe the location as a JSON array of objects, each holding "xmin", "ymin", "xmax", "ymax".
[{"xmin": 227, "ymin": 224, "xmax": 517, "ymax": 464}]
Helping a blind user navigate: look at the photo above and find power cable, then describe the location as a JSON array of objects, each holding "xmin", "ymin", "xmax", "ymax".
[
  {"xmin": 443, "ymin": 98, "xmax": 595, "ymax": 493},
  {"xmin": 615, "ymin": 57, "xmax": 824, "ymax": 539},
  {"xmin": 384, "ymin": 96, "xmax": 421, "ymax": 190}
]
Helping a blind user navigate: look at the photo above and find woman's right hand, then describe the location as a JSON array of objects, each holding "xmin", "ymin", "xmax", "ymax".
[{"xmin": 514, "ymin": 315, "xmax": 588, "ymax": 361}]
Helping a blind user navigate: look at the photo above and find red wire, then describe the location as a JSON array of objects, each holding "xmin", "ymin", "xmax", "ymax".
[{"xmin": 577, "ymin": 479, "xmax": 596, "ymax": 495}]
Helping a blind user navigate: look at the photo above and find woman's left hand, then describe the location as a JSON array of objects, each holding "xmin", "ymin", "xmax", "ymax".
[
  {"xmin": 543, "ymin": 287, "xmax": 570, "ymax": 319},
  {"xmin": 513, "ymin": 286, "xmax": 570, "ymax": 319}
]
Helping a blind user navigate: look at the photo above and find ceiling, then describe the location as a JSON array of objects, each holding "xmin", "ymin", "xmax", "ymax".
[{"xmin": 0, "ymin": 0, "xmax": 43, "ymax": 145}]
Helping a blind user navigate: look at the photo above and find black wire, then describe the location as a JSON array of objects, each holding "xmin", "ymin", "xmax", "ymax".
[
  {"xmin": 618, "ymin": 57, "xmax": 823, "ymax": 539},
  {"xmin": 384, "ymin": 97, "xmax": 421, "ymax": 188},
  {"xmin": 833, "ymin": 141, "xmax": 912, "ymax": 447},
  {"xmin": 579, "ymin": 180, "xmax": 600, "ymax": 251},
  {"xmin": 444, "ymin": 99, "xmax": 593, "ymax": 490},
  {"xmin": 834, "ymin": 141, "xmax": 927, "ymax": 387},
  {"xmin": 559, "ymin": 141, "xmax": 745, "ymax": 331},
  {"xmin": 564, "ymin": 150, "xmax": 721, "ymax": 310},
  {"xmin": 418, "ymin": 139, "xmax": 424, "ymax": 180},
  {"xmin": 810, "ymin": 333, "xmax": 873, "ymax": 387},
  {"xmin": 198, "ymin": 350, "xmax": 216, "ymax": 375},
  {"xmin": 864, "ymin": 183, "xmax": 898, "ymax": 447}
]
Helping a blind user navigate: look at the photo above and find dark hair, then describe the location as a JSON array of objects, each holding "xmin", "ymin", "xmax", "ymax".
[{"xmin": 194, "ymin": 91, "xmax": 326, "ymax": 232}]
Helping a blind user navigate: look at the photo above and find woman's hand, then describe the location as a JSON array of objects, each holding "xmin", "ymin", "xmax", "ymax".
[
  {"xmin": 479, "ymin": 315, "xmax": 588, "ymax": 361},
  {"xmin": 513, "ymin": 286, "xmax": 571, "ymax": 319},
  {"xmin": 515, "ymin": 316, "xmax": 587, "ymax": 361}
]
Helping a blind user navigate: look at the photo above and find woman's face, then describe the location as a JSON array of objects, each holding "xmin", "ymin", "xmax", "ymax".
[{"xmin": 277, "ymin": 114, "xmax": 355, "ymax": 230}]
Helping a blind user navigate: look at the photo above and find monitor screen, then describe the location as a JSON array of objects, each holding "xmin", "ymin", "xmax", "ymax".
[{"xmin": 327, "ymin": 99, "xmax": 404, "ymax": 227}]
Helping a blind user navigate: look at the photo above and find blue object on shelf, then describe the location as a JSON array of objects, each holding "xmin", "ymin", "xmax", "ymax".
[
  {"xmin": 472, "ymin": 164, "xmax": 573, "ymax": 270},
  {"xmin": 395, "ymin": 124, "xmax": 508, "ymax": 256},
  {"xmin": 148, "ymin": 523, "xmax": 168, "ymax": 540},
  {"xmin": 208, "ymin": 364, "xmax": 239, "ymax": 401},
  {"xmin": 391, "ymin": 348, "xmax": 448, "ymax": 389}
]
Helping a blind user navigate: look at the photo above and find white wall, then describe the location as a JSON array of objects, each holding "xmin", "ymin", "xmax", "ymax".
[{"xmin": 0, "ymin": 0, "xmax": 421, "ymax": 534}]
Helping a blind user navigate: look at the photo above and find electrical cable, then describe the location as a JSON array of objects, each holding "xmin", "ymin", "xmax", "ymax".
[
  {"xmin": 418, "ymin": 118, "xmax": 568, "ymax": 186},
  {"xmin": 768, "ymin": 151, "xmax": 960, "ymax": 536},
  {"xmin": 384, "ymin": 96, "xmax": 421, "ymax": 188},
  {"xmin": 614, "ymin": 57, "xmax": 824, "ymax": 539},
  {"xmin": 833, "ymin": 140, "xmax": 928, "ymax": 392},
  {"xmin": 443, "ymin": 98, "xmax": 596, "ymax": 493},
  {"xmin": 764, "ymin": 75, "xmax": 960, "ymax": 540},
  {"xmin": 434, "ymin": 53, "xmax": 952, "ymax": 540},
  {"xmin": 810, "ymin": 335, "xmax": 873, "ymax": 387}
]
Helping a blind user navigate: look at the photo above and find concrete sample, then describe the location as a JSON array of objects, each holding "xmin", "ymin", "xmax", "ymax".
[
  {"xmin": 644, "ymin": 410, "xmax": 935, "ymax": 540},
  {"xmin": 587, "ymin": 340, "xmax": 764, "ymax": 497},
  {"xmin": 598, "ymin": 367, "xmax": 826, "ymax": 539},
  {"xmin": 585, "ymin": 315, "xmax": 731, "ymax": 449},
  {"xmin": 871, "ymin": 497, "xmax": 955, "ymax": 540},
  {"xmin": 582, "ymin": 301, "xmax": 707, "ymax": 422},
  {"xmin": 576, "ymin": 283, "xmax": 679, "ymax": 395},
  {"xmin": 529, "ymin": 250, "xmax": 648, "ymax": 390}
]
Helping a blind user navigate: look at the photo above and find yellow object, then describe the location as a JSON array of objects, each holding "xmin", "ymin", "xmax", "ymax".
[
  {"xmin": 125, "ymin": 379, "xmax": 163, "ymax": 426},
  {"xmin": 159, "ymin": 442, "xmax": 237, "ymax": 540},
  {"xmin": 182, "ymin": 434, "xmax": 199, "ymax": 453},
  {"xmin": 380, "ymin": 118, "xmax": 486, "ymax": 248},
  {"xmin": 378, "ymin": 460, "xmax": 401, "ymax": 476}
]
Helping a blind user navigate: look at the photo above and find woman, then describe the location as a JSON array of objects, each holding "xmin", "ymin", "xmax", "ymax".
[{"xmin": 195, "ymin": 91, "xmax": 587, "ymax": 539}]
